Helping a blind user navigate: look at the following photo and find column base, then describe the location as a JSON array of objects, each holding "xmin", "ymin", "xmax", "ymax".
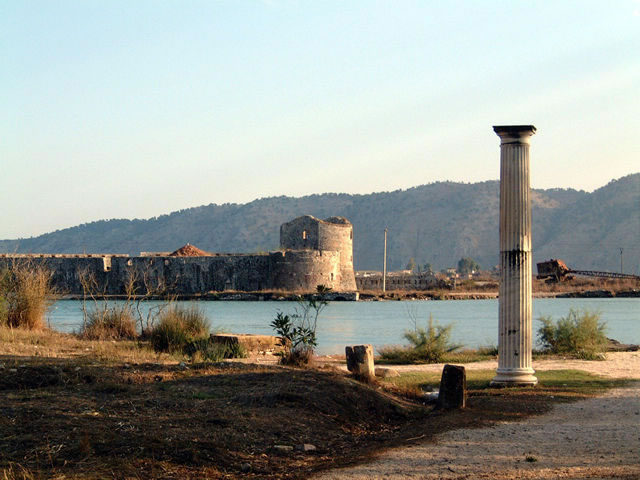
[{"xmin": 491, "ymin": 368, "xmax": 538, "ymax": 387}]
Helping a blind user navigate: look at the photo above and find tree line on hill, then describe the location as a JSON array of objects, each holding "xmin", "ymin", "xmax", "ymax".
[{"xmin": 1, "ymin": 173, "xmax": 638, "ymax": 275}]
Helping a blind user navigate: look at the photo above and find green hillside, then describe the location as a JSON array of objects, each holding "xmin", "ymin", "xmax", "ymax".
[{"xmin": 2, "ymin": 174, "xmax": 638, "ymax": 274}]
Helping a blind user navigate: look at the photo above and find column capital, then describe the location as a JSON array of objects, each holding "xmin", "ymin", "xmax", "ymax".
[{"xmin": 493, "ymin": 125, "xmax": 536, "ymax": 145}]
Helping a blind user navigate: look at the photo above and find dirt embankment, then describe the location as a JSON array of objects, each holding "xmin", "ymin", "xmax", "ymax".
[{"xmin": 2, "ymin": 326, "xmax": 638, "ymax": 479}]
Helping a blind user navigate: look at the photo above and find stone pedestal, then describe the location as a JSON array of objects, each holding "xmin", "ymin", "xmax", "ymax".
[
  {"xmin": 345, "ymin": 345, "xmax": 375, "ymax": 381},
  {"xmin": 438, "ymin": 364, "xmax": 466, "ymax": 409},
  {"xmin": 491, "ymin": 125, "xmax": 538, "ymax": 386}
]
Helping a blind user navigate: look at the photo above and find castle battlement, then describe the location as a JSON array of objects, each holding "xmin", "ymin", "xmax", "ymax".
[{"xmin": 0, "ymin": 216, "xmax": 357, "ymax": 295}]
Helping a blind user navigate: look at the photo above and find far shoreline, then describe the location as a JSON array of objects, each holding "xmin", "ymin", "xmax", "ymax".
[{"xmin": 52, "ymin": 286, "xmax": 640, "ymax": 302}]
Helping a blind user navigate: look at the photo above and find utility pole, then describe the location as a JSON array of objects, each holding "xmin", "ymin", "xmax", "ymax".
[
  {"xmin": 382, "ymin": 228, "xmax": 388, "ymax": 293},
  {"xmin": 620, "ymin": 247, "xmax": 624, "ymax": 274}
]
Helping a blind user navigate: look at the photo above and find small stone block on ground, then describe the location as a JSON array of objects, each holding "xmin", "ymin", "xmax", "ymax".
[
  {"xmin": 211, "ymin": 334, "xmax": 287, "ymax": 355},
  {"xmin": 438, "ymin": 364, "xmax": 466, "ymax": 409},
  {"xmin": 273, "ymin": 445, "xmax": 293, "ymax": 453},
  {"xmin": 375, "ymin": 367, "xmax": 400, "ymax": 378},
  {"xmin": 296, "ymin": 443, "xmax": 317, "ymax": 452}
]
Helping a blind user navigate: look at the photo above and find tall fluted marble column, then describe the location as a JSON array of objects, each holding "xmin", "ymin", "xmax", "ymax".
[{"xmin": 491, "ymin": 125, "xmax": 538, "ymax": 386}]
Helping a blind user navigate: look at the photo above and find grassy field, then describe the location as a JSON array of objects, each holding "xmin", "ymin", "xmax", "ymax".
[{"xmin": 0, "ymin": 327, "xmax": 629, "ymax": 479}]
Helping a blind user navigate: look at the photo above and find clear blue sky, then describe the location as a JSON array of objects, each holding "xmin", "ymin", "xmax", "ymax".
[{"xmin": 1, "ymin": 1, "xmax": 638, "ymax": 239}]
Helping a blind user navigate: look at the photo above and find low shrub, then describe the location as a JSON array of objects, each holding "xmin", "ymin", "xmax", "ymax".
[
  {"xmin": 377, "ymin": 316, "xmax": 462, "ymax": 364},
  {"xmin": 81, "ymin": 305, "xmax": 137, "ymax": 340},
  {"xmin": 537, "ymin": 309, "xmax": 608, "ymax": 360},
  {"xmin": 150, "ymin": 304, "xmax": 210, "ymax": 353},
  {"xmin": 0, "ymin": 261, "xmax": 54, "ymax": 330},
  {"xmin": 184, "ymin": 338, "xmax": 248, "ymax": 362},
  {"xmin": 279, "ymin": 347, "xmax": 314, "ymax": 366},
  {"xmin": 403, "ymin": 315, "xmax": 461, "ymax": 363}
]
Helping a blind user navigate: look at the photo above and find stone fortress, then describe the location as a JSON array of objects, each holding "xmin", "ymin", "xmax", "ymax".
[{"xmin": 0, "ymin": 215, "xmax": 357, "ymax": 296}]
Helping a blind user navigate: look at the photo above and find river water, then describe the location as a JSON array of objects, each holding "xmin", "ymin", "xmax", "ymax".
[{"xmin": 47, "ymin": 298, "xmax": 639, "ymax": 355}]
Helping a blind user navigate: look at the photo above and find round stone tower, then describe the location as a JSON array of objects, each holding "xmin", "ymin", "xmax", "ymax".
[{"xmin": 278, "ymin": 215, "xmax": 356, "ymax": 292}]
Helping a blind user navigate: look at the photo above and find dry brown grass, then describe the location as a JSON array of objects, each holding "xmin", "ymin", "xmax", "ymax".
[
  {"xmin": 0, "ymin": 324, "xmax": 632, "ymax": 479},
  {"xmin": 1, "ymin": 355, "xmax": 626, "ymax": 479},
  {"xmin": 1, "ymin": 463, "xmax": 36, "ymax": 480},
  {"xmin": 0, "ymin": 326, "xmax": 172, "ymax": 364}
]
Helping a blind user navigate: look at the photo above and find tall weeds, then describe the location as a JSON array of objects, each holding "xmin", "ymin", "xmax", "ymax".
[
  {"xmin": 81, "ymin": 305, "xmax": 137, "ymax": 340},
  {"xmin": 0, "ymin": 260, "xmax": 54, "ymax": 330},
  {"xmin": 150, "ymin": 304, "xmax": 210, "ymax": 353}
]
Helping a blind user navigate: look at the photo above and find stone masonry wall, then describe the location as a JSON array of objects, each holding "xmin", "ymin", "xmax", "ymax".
[
  {"xmin": 280, "ymin": 215, "xmax": 356, "ymax": 291},
  {"xmin": 280, "ymin": 215, "xmax": 321, "ymax": 251},
  {"xmin": 317, "ymin": 218, "xmax": 355, "ymax": 291},
  {"xmin": 269, "ymin": 250, "xmax": 342, "ymax": 292},
  {"xmin": 0, "ymin": 215, "xmax": 358, "ymax": 295},
  {"xmin": 0, "ymin": 255, "xmax": 273, "ymax": 296}
]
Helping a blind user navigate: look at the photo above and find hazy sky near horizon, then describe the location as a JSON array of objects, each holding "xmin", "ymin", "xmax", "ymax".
[{"xmin": 1, "ymin": 1, "xmax": 639, "ymax": 239}]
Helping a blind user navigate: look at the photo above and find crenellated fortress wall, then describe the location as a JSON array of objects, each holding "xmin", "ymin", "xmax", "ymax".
[{"xmin": 0, "ymin": 216, "xmax": 357, "ymax": 295}]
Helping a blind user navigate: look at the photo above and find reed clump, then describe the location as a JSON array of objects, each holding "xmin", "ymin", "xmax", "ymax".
[
  {"xmin": 150, "ymin": 304, "xmax": 211, "ymax": 353},
  {"xmin": 81, "ymin": 305, "xmax": 137, "ymax": 340},
  {"xmin": 0, "ymin": 261, "xmax": 54, "ymax": 330}
]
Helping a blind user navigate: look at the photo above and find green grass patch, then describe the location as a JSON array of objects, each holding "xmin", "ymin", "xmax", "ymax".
[
  {"xmin": 380, "ymin": 369, "xmax": 629, "ymax": 397},
  {"xmin": 376, "ymin": 347, "xmax": 496, "ymax": 365}
]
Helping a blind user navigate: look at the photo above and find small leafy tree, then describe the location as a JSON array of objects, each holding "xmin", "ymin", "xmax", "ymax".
[
  {"xmin": 457, "ymin": 257, "xmax": 479, "ymax": 274},
  {"xmin": 537, "ymin": 309, "xmax": 608, "ymax": 359},
  {"xmin": 271, "ymin": 285, "xmax": 330, "ymax": 365}
]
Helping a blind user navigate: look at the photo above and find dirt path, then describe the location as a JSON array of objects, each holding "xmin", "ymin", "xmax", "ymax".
[
  {"xmin": 381, "ymin": 351, "xmax": 640, "ymax": 379},
  {"xmin": 315, "ymin": 353, "xmax": 640, "ymax": 480}
]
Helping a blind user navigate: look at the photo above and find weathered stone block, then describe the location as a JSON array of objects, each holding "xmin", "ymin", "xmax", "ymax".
[
  {"xmin": 438, "ymin": 364, "xmax": 466, "ymax": 409},
  {"xmin": 210, "ymin": 334, "xmax": 288, "ymax": 355},
  {"xmin": 345, "ymin": 344, "xmax": 375, "ymax": 380},
  {"xmin": 374, "ymin": 367, "xmax": 400, "ymax": 378}
]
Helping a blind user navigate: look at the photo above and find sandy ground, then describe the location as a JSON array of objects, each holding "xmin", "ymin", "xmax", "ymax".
[{"xmin": 314, "ymin": 352, "xmax": 640, "ymax": 480}]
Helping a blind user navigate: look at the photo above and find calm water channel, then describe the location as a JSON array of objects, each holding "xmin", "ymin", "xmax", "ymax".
[{"xmin": 47, "ymin": 298, "xmax": 639, "ymax": 355}]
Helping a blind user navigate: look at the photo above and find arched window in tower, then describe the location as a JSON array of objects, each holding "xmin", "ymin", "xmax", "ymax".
[{"xmin": 302, "ymin": 230, "xmax": 307, "ymax": 240}]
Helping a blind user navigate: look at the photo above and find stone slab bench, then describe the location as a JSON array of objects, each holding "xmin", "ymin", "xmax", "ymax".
[{"xmin": 210, "ymin": 334, "xmax": 287, "ymax": 355}]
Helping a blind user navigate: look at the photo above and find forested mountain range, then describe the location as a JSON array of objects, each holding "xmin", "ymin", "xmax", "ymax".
[{"xmin": 2, "ymin": 174, "xmax": 638, "ymax": 274}]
